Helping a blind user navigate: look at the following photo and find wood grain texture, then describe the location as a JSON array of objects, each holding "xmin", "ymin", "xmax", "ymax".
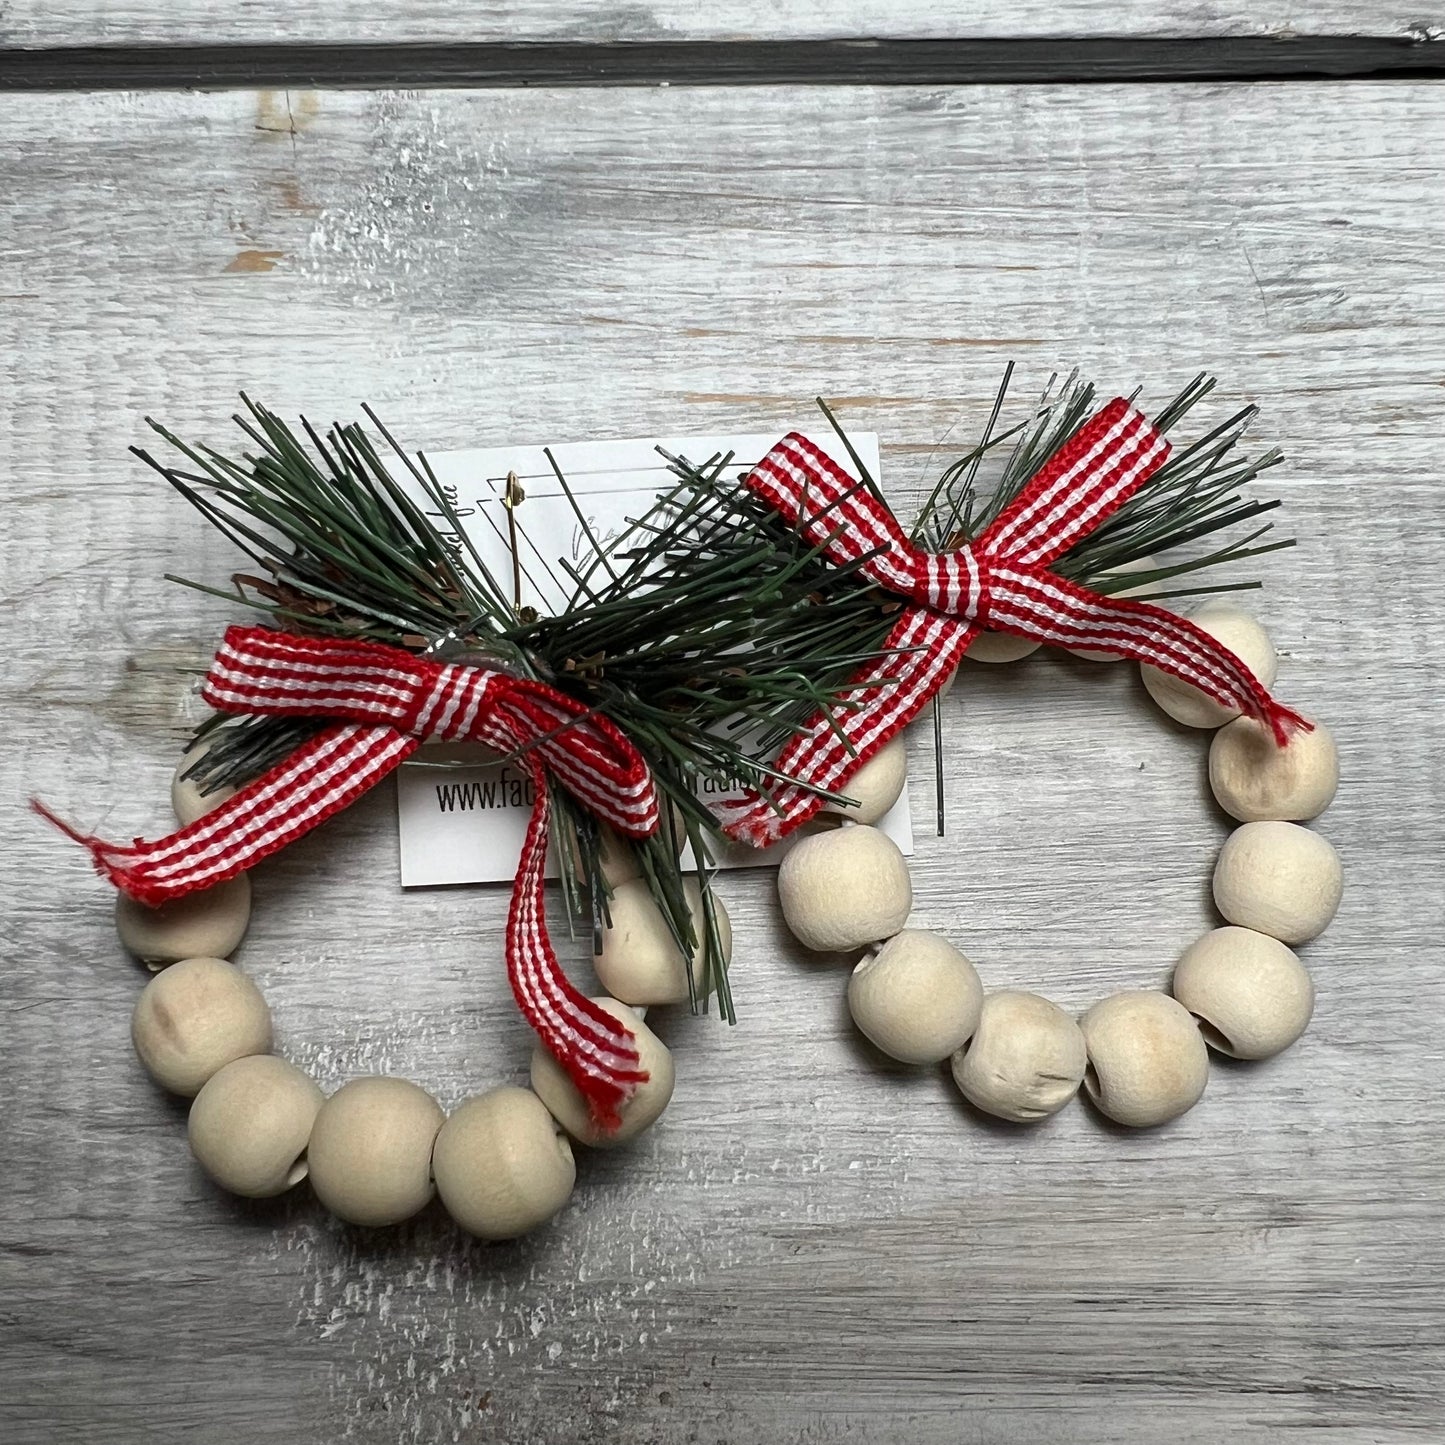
[
  {"xmin": 2, "ymin": 1, "xmax": 1442, "ymax": 46},
  {"xmin": 1, "ymin": 83, "xmax": 1443, "ymax": 1444}
]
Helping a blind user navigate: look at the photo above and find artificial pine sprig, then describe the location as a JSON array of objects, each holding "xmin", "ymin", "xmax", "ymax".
[
  {"xmin": 661, "ymin": 370, "xmax": 1292, "ymax": 697},
  {"xmin": 136, "ymin": 370, "xmax": 1292, "ymax": 1023},
  {"xmin": 136, "ymin": 401, "xmax": 897, "ymax": 1019},
  {"xmin": 910, "ymin": 367, "xmax": 1292, "ymax": 597}
]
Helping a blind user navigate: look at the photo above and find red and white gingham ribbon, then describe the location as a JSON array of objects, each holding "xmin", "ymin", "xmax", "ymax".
[
  {"xmin": 722, "ymin": 397, "xmax": 1308, "ymax": 846},
  {"xmin": 38, "ymin": 626, "xmax": 660, "ymax": 1128}
]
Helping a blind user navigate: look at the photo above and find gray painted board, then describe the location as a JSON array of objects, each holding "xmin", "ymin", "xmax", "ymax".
[
  {"xmin": 1, "ymin": 83, "xmax": 1443, "ymax": 1443},
  {"xmin": 2, "ymin": 2, "xmax": 1441, "ymax": 46}
]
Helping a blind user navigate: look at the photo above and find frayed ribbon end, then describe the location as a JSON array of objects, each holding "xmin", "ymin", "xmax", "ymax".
[
  {"xmin": 29, "ymin": 799, "xmax": 158, "ymax": 902},
  {"xmin": 582, "ymin": 1067, "xmax": 650, "ymax": 1135},
  {"xmin": 713, "ymin": 798, "xmax": 791, "ymax": 850},
  {"xmin": 30, "ymin": 797, "xmax": 94, "ymax": 848},
  {"xmin": 1265, "ymin": 701, "xmax": 1314, "ymax": 748}
]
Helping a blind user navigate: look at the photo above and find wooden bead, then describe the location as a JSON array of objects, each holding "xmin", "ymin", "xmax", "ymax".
[
  {"xmin": 1213, "ymin": 820, "xmax": 1342, "ymax": 945},
  {"xmin": 116, "ymin": 874, "xmax": 251, "ymax": 968},
  {"xmin": 593, "ymin": 876, "xmax": 732, "ymax": 1007},
  {"xmin": 306, "ymin": 1077, "xmax": 445, "ymax": 1227},
  {"xmin": 530, "ymin": 998, "xmax": 675, "ymax": 1146},
  {"xmin": 950, "ymin": 991, "xmax": 1086, "ymax": 1123},
  {"xmin": 965, "ymin": 632, "xmax": 1041, "ymax": 664},
  {"xmin": 1172, "ymin": 926, "xmax": 1314, "ymax": 1060},
  {"xmin": 1067, "ymin": 556, "xmax": 1159, "ymax": 660},
  {"xmin": 432, "ymin": 1086, "xmax": 576, "ymax": 1240},
  {"xmin": 188, "ymin": 1055, "xmax": 323, "ymax": 1198},
  {"xmin": 171, "ymin": 741, "xmax": 237, "ymax": 827},
  {"xmin": 778, "ymin": 824, "xmax": 912, "ymax": 952},
  {"xmin": 847, "ymin": 929, "xmax": 982, "ymax": 1064},
  {"xmin": 1079, "ymin": 991, "xmax": 1209, "ymax": 1128},
  {"xmin": 1140, "ymin": 603, "xmax": 1278, "ymax": 728},
  {"xmin": 822, "ymin": 736, "xmax": 908, "ymax": 825},
  {"xmin": 1209, "ymin": 716, "xmax": 1339, "ymax": 822},
  {"xmin": 131, "ymin": 956, "xmax": 272, "ymax": 1097}
]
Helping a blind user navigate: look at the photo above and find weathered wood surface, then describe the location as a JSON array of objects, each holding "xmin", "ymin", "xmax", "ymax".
[
  {"xmin": 3, "ymin": 1, "xmax": 1441, "ymax": 46},
  {"xmin": 1, "ymin": 83, "xmax": 1443, "ymax": 1444}
]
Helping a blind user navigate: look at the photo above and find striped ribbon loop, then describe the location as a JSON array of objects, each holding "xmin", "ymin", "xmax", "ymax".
[
  {"xmin": 721, "ymin": 397, "xmax": 1308, "ymax": 847},
  {"xmin": 37, "ymin": 625, "xmax": 660, "ymax": 1128}
]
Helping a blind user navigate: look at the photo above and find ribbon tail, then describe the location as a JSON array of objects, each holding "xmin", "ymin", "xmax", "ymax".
[
  {"xmin": 978, "ymin": 399, "xmax": 1171, "ymax": 568},
  {"xmin": 745, "ymin": 432, "xmax": 921, "ymax": 589},
  {"xmin": 720, "ymin": 609, "xmax": 976, "ymax": 847},
  {"xmin": 505, "ymin": 763, "xmax": 649, "ymax": 1132},
  {"xmin": 33, "ymin": 723, "xmax": 418, "ymax": 906},
  {"xmin": 988, "ymin": 570, "xmax": 1309, "ymax": 745}
]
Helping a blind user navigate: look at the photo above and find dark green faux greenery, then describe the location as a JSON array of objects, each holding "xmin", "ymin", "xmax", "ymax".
[
  {"xmin": 136, "ymin": 403, "xmax": 895, "ymax": 1021},
  {"xmin": 909, "ymin": 365, "xmax": 1292, "ymax": 597},
  {"xmin": 136, "ymin": 368, "xmax": 1291, "ymax": 1024}
]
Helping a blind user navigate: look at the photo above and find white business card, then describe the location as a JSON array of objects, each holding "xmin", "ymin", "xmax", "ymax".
[{"xmin": 394, "ymin": 429, "xmax": 912, "ymax": 887}]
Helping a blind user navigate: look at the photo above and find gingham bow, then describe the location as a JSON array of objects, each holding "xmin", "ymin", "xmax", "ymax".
[
  {"xmin": 39, "ymin": 626, "xmax": 660, "ymax": 1126},
  {"xmin": 722, "ymin": 398, "xmax": 1307, "ymax": 847}
]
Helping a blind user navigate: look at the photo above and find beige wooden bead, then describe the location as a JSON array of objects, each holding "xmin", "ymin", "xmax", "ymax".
[
  {"xmin": 822, "ymin": 736, "xmax": 908, "ymax": 825},
  {"xmin": 131, "ymin": 956, "xmax": 272, "ymax": 1097},
  {"xmin": 188, "ymin": 1055, "xmax": 323, "ymax": 1198},
  {"xmin": 1140, "ymin": 603, "xmax": 1278, "ymax": 728},
  {"xmin": 593, "ymin": 876, "xmax": 732, "ymax": 1007},
  {"xmin": 432, "ymin": 1086, "xmax": 576, "ymax": 1240},
  {"xmin": 307, "ymin": 1077, "xmax": 445, "ymax": 1227},
  {"xmin": 1209, "ymin": 716, "xmax": 1339, "ymax": 822},
  {"xmin": 1213, "ymin": 820, "xmax": 1342, "ymax": 945},
  {"xmin": 1172, "ymin": 926, "xmax": 1314, "ymax": 1060},
  {"xmin": 847, "ymin": 930, "xmax": 982, "ymax": 1064},
  {"xmin": 116, "ymin": 874, "xmax": 251, "ymax": 968},
  {"xmin": 778, "ymin": 824, "xmax": 912, "ymax": 952},
  {"xmin": 171, "ymin": 741, "xmax": 237, "ymax": 827},
  {"xmin": 1079, "ymin": 991, "xmax": 1209, "ymax": 1128},
  {"xmin": 950, "ymin": 991, "xmax": 1087, "ymax": 1123},
  {"xmin": 530, "ymin": 998, "xmax": 675, "ymax": 1146},
  {"xmin": 965, "ymin": 631, "xmax": 1041, "ymax": 664},
  {"xmin": 1068, "ymin": 556, "xmax": 1160, "ymax": 660}
]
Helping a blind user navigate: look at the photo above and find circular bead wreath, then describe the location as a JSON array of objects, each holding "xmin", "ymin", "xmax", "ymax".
[
  {"xmin": 122, "ymin": 751, "xmax": 716, "ymax": 1239},
  {"xmin": 775, "ymin": 598, "xmax": 1341, "ymax": 1130},
  {"xmin": 120, "ymin": 597, "xmax": 1337, "ymax": 1236}
]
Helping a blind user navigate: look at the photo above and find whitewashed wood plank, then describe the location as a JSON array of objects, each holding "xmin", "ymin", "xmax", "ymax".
[
  {"xmin": 1, "ymin": 1, "xmax": 1440, "ymax": 46},
  {"xmin": 1, "ymin": 83, "xmax": 1443, "ymax": 1445}
]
